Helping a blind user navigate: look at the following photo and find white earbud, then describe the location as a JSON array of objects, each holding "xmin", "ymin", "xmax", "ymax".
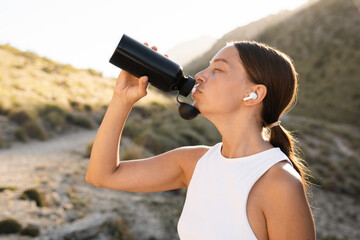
[{"xmin": 243, "ymin": 92, "xmax": 258, "ymax": 101}]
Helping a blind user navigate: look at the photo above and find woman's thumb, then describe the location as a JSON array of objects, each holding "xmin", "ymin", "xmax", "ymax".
[{"xmin": 138, "ymin": 76, "xmax": 149, "ymax": 96}]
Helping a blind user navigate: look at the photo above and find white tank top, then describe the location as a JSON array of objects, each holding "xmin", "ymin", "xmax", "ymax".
[{"xmin": 177, "ymin": 142, "xmax": 293, "ymax": 240}]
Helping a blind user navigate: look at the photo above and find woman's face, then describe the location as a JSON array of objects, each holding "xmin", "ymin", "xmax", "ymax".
[{"xmin": 192, "ymin": 45, "xmax": 253, "ymax": 116}]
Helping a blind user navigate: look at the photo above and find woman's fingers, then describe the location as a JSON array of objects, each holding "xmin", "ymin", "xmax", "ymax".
[
  {"xmin": 143, "ymin": 42, "xmax": 158, "ymax": 51},
  {"xmin": 138, "ymin": 76, "xmax": 149, "ymax": 97},
  {"xmin": 143, "ymin": 42, "xmax": 168, "ymax": 57}
]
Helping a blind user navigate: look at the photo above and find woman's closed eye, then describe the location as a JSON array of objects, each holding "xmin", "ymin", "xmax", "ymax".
[{"xmin": 213, "ymin": 66, "xmax": 223, "ymax": 72}]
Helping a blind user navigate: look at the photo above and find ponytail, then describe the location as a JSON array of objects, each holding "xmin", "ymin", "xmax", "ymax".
[{"xmin": 269, "ymin": 125, "xmax": 310, "ymax": 191}]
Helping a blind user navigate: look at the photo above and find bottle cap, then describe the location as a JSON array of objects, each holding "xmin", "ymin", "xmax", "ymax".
[{"xmin": 178, "ymin": 76, "xmax": 196, "ymax": 97}]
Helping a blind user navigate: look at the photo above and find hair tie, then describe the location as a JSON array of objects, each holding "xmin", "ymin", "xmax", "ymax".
[{"xmin": 267, "ymin": 120, "xmax": 281, "ymax": 129}]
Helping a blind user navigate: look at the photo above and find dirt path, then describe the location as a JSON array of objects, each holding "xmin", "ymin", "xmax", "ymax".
[
  {"xmin": 0, "ymin": 129, "xmax": 183, "ymax": 240},
  {"xmin": 1, "ymin": 129, "xmax": 360, "ymax": 239},
  {"xmin": 0, "ymin": 129, "xmax": 96, "ymax": 185}
]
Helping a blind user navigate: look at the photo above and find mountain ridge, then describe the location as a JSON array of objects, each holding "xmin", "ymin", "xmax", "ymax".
[
  {"xmin": 184, "ymin": 0, "xmax": 360, "ymax": 126},
  {"xmin": 166, "ymin": 35, "xmax": 217, "ymax": 66}
]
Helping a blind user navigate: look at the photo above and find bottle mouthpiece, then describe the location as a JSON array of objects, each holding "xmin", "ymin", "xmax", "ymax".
[{"xmin": 178, "ymin": 76, "xmax": 196, "ymax": 97}]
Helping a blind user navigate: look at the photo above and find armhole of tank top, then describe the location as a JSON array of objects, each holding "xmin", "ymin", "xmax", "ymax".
[
  {"xmin": 243, "ymin": 158, "xmax": 291, "ymax": 240},
  {"xmin": 185, "ymin": 146, "xmax": 212, "ymax": 191}
]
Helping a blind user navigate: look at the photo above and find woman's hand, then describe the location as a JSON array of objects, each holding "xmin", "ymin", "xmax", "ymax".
[
  {"xmin": 113, "ymin": 70, "xmax": 149, "ymax": 105},
  {"xmin": 113, "ymin": 44, "xmax": 161, "ymax": 105}
]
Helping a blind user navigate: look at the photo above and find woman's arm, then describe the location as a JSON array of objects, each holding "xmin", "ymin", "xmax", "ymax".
[
  {"xmin": 262, "ymin": 162, "xmax": 316, "ymax": 239},
  {"xmin": 85, "ymin": 70, "xmax": 208, "ymax": 192}
]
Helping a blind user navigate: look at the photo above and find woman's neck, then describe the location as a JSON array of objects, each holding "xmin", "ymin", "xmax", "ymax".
[{"xmin": 209, "ymin": 112, "xmax": 273, "ymax": 159}]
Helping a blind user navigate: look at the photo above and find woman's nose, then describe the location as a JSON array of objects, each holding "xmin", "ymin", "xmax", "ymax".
[{"xmin": 195, "ymin": 70, "xmax": 207, "ymax": 84}]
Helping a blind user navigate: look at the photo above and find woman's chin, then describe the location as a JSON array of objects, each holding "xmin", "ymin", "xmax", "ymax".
[{"xmin": 192, "ymin": 102, "xmax": 200, "ymax": 111}]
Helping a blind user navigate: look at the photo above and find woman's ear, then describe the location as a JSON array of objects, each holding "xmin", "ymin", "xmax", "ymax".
[{"xmin": 243, "ymin": 84, "xmax": 267, "ymax": 105}]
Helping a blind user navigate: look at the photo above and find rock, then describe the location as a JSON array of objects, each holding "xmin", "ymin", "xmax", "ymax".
[
  {"xmin": 50, "ymin": 192, "xmax": 62, "ymax": 207},
  {"xmin": 51, "ymin": 213, "xmax": 113, "ymax": 240}
]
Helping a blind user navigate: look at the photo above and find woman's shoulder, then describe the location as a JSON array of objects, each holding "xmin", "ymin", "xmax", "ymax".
[
  {"xmin": 257, "ymin": 161, "xmax": 303, "ymax": 196},
  {"xmin": 254, "ymin": 161, "xmax": 306, "ymax": 212},
  {"xmin": 174, "ymin": 145, "xmax": 212, "ymax": 165},
  {"xmin": 174, "ymin": 145, "xmax": 212, "ymax": 186}
]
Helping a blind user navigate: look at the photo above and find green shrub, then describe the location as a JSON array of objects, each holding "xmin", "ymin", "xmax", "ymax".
[
  {"xmin": 84, "ymin": 141, "xmax": 93, "ymax": 158},
  {"xmin": 69, "ymin": 100, "xmax": 90, "ymax": 112},
  {"xmin": 149, "ymin": 100, "xmax": 167, "ymax": 111},
  {"xmin": 69, "ymin": 100, "xmax": 82, "ymax": 111},
  {"xmin": 0, "ymin": 129, "xmax": 3, "ymax": 148},
  {"xmin": 135, "ymin": 129, "xmax": 179, "ymax": 154},
  {"xmin": 95, "ymin": 111, "xmax": 105, "ymax": 125},
  {"xmin": 123, "ymin": 116, "xmax": 149, "ymax": 138},
  {"xmin": 66, "ymin": 113, "xmax": 95, "ymax": 129},
  {"xmin": 20, "ymin": 188, "xmax": 44, "ymax": 207},
  {"xmin": 41, "ymin": 66, "xmax": 53, "ymax": 73},
  {"xmin": 15, "ymin": 127, "xmax": 29, "ymax": 142},
  {"xmin": 0, "ymin": 218, "xmax": 22, "ymax": 234},
  {"xmin": 105, "ymin": 218, "xmax": 134, "ymax": 240},
  {"xmin": 120, "ymin": 144, "xmax": 152, "ymax": 160},
  {"xmin": 179, "ymin": 128, "xmax": 206, "ymax": 145},
  {"xmin": 0, "ymin": 186, "xmax": 17, "ymax": 192},
  {"xmin": 44, "ymin": 110, "xmax": 66, "ymax": 129},
  {"xmin": 8, "ymin": 109, "xmax": 48, "ymax": 141},
  {"xmin": 20, "ymin": 225, "xmax": 40, "ymax": 237},
  {"xmin": 8, "ymin": 108, "xmax": 36, "ymax": 125},
  {"xmin": 84, "ymin": 104, "xmax": 92, "ymax": 112},
  {"xmin": 40, "ymin": 105, "xmax": 67, "ymax": 130},
  {"xmin": 130, "ymin": 105, "xmax": 152, "ymax": 118},
  {"xmin": 24, "ymin": 120, "xmax": 48, "ymax": 141},
  {"xmin": 123, "ymin": 103, "xmax": 221, "ymax": 155}
]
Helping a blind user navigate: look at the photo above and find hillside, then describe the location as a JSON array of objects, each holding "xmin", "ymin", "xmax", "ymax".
[
  {"xmin": 0, "ymin": 45, "xmax": 112, "ymax": 113},
  {"xmin": 184, "ymin": 9, "xmax": 297, "ymax": 75},
  {"xmin": 184, "ymin": 0, "xmax": 360, "ymax": 126},
  {"xmin": 184, "ymin": 0, "xmax": 360, "ymax": 199},
  {"xmin": 166, "ymin": 35, "xmax": 217, "ymax": 66},
  {"xmin": 0, "ymin": 44, "xmax": 175, "ymax": 146},
  {"xmin": 0, "ymin": 44, "xmax": 112, "ymax": 145}
]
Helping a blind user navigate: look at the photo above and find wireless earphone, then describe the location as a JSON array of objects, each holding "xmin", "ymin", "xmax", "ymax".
[{"xmin": 243, "ymin": 92, "xmax": 258, "ymax": 101}]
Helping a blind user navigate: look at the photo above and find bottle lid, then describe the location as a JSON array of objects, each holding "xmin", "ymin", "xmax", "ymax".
[{"xmin": 179, "ymin": 76, "xmax": 196, "ymax": 97}]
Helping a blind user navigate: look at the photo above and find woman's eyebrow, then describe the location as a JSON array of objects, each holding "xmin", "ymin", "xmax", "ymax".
[{"xmin": 209, "ymin": 58, "xmax": 229, "ymax": 65}]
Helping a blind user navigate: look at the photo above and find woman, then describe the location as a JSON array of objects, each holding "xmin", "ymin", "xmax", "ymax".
[{"xmin": 86, "ymin": 41, "xmax": 316, "ymax": 239}]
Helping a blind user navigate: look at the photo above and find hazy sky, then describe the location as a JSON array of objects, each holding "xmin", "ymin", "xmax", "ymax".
[{"xmin": 0, "ymin": 0, "xmax": 309, "ymax": 77}]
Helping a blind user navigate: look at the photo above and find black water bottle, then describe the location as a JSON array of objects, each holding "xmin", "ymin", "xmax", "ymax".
[
  {"xmin": 109, "ymin": 34, "xmax": 195, "ymax": 97},
  {"xmin": 109, "ymin": 34, "xmax": 200, "ymax": 120}
]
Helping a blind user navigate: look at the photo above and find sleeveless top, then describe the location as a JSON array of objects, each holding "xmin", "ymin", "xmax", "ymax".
[{"xmin": 177, "ymin": 142, "xmax": 293, "ymax": 240}]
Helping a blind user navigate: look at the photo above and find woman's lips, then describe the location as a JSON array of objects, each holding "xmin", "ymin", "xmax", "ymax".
[
  {"xmin": 191, "ymin": 88, "xmax": 201, "ymax": 97},
  {"xmin": 192, "ymin": 87, "xmax": 202, "ymax": 94}
]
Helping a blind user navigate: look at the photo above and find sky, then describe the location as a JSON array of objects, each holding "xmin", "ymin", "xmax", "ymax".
[{"xmin": 0, "ymin": 0, "xmax": 309, "ymax": 77}]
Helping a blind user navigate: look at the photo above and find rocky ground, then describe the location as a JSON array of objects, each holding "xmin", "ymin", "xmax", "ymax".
[{"xmin": 0, "ymin": 129, "xmax": 359, "ymax": 239}]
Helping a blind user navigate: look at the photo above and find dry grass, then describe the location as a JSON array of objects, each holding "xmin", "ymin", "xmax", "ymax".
[
  {"xmin": 0, "ymin": 44, "xmax": 174, "ymax": 145},
  {"xmin": 283, "ymin": 116, "xmax": 360, "ymax": 198},
  {"xmin": 0, "ymin": 45, "xmax": 114, "ymax": 113}
]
